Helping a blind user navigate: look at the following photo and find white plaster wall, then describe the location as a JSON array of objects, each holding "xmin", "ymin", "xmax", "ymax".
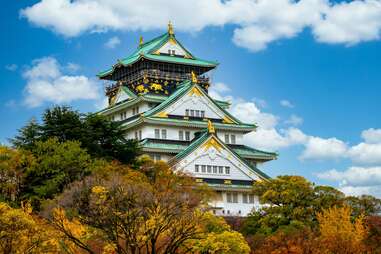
[
  {"xmin": 176, "ymin": 139, "xmax": 262, "ymax": 181},
  {"xmin": 216, "ymin": 131, "xmax": 243, "ymax": 145},
  {"xmin": 209, "ymin": 192, "xmax": 261, "ymax": 217},
  {"xmin": 166, "ymin": 93, "xmax": 224, "ymax": 119},
  {"xmin": 108, "ymin": 101, "xmax": 151, "ymax": 121},
  {"xmin": 158, "ymin": 42, "xmax": 186, "ymax": 56}
]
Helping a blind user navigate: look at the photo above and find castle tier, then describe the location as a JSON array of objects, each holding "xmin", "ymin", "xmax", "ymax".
[{"xmin": 97, "ymin": 22, "xmax": 277, "ymax": 216}]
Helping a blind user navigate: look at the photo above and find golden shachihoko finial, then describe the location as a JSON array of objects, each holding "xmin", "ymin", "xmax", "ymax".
[
  {"xmin": 139, "ymin": 36, "xmax": 144, "ymax": 46},
  {"xmin": 168, "ymin": 21, "xmax": 174, "ymax": 35},
  {"xmin": 207, "ymin": 120, "xmax": 215, "ymax": 134},
  {"xmin": 191, "ymin": 71, "xmax": 198, "ymax": 83}
]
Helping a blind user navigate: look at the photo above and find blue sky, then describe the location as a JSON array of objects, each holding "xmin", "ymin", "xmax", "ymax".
[{"xmin": 2, "ymin": 0, "xmax": 381, "ymax": 197}]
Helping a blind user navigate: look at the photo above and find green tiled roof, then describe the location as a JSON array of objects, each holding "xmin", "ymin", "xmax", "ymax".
[
  {"xmin": 143, "ymin": 80, "xmax": 251, "ymax": 128},
  {"xmin": 98, "ymin": 32, "xmax": 218, "ymax": 78},
  {"xmin": 168, "ymin": 131, "xmax": 271, "ymax": 180}
]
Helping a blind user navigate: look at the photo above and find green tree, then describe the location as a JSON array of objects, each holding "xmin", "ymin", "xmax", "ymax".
[
  {"xmin": 11, "ymin": 106, "xmax": 140, "ymax": 164},
  {"xmin": 243, "ymin": 176, "xmax": 346, "ymax": 235},
  {"xmin": 23, "ymin": 138, "xmax": 93, "ymax": 208},
  {"xmin": 345, "ymin": 195, "xmax": 381, "ymax": 217},
  {"xmin": 10, "ymin": 118, "xmax": 41, "ymax": 150}
]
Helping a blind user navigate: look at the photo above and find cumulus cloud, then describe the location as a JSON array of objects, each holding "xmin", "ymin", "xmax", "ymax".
[
  {"xmin": 300, "ymin": 136, "xmax": 348, "ymax": 160},
  {"xmin": 20, "ymin": 0, "xmax": 381, "ymax": 51},
  {"xmin": 105, "ymin": 36, "xmax": 121, "ymax": 49},
  {"xmin": 23, "ymin": 57, "xmax": 100, "ymax": 107},
  {"xmin": 317, "ymin": 166, "xmax": 381, "ymax": 197},
  {"xmin": 361, "ymin": 128, "xmax": 381, "ymax": 144}
]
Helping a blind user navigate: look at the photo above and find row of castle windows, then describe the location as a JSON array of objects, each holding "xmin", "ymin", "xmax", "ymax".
[
  {"xmin": 195, "ymin": 164, "xmax": 230, "ymax": 175},
  {"xmin": 225, "ymin": 134, "xmax": 236, "ymax": 144},
  {"xmin": 185, "ymin": 109, "xmax": 205, "ymax": 118},
  {"xmin": 226, "ymin": 193, "xmax": 256, "ymax": 204}
]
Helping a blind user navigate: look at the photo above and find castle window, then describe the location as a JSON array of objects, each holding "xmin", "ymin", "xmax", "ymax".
[
  {"xmin": 225, "ymin": 166, "xmax": 230, "ymax": 175},
  {"xmin": 155, "ymin": 129, "xmax": 160, "ymax": 139},
  {"xmin": 139, "ymin": 130, "xmax": 142, "ymax": 140},
  {"xmin": 218, "ymin": 166, "xmax": 224, "ymax": 174},
  {"xmin": 227, "ymin": 193, "xmax": 232, "ymax": 203},
  {"xmin": 232, "ymin": 193, "xmax": 238, "ymax": 203},
  {"xmin": 200, "ymin": 110, "xmax": 205, "ymax": 118},
  {"xmin": 195, "ymin": 165, "xmax": 199, "ymax": 173},
  {"xmin": 179, "ymin": 130, "xmax": 184, "ymax": 140},
  {"xmin": 249, "ymin": 194, "xmax": 255, "ymax": 204},
  {"xmin": 213, "ymin": 166, "xmax": 217, "ymax": 174},
  {"xmin": 161, "ymin": 129, "xmax": 167, "ymax": 139},
  {"xmin": 185, "ymin": 109, "xmax": 189, "ymax": 116},
  {"xmin": 231, "ymin": 135, "xmax": 236, "ymax": 144},
  {"xmin": 172, "ymin": 50, "xmax": 176, "ymax": 55},
  {"xmin": 185, "ymin": 131, "xmax": 190, "ymax": 141},
  {"xmin": 201, "ymin": 165, "xmax": 206, "ymax": 173},
  {"xmin": 207, "ymin": 165, "xmax": 212, "ymax": 173},
  {"xmin": 242, "ymin": 194, "xmax": 248, "ymax": 203},
  {"xmin": 134, "ymin": 131, "xmax": 138, "ymax": 140},
  {"xmin": 195, "ymin": 110, "xmax": 200, "ymax": 117},
  {"xmin": 190, "ymin": 110, "xmax": 194, "ymax": 117},
  {"xmin": 224, "ymin": 134, "xmax": 229, "ymax": 144}
]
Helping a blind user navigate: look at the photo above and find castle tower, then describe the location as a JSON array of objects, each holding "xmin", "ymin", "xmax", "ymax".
[{"xmin": 97, "ymin": 23, "xmax": 277, "ymax": 216}]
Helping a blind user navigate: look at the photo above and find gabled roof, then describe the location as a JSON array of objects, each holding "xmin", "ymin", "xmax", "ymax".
[
  {"xmin": 169, "ymin": 128, "xmax": 271, "ymax": 180},
  {"xmin": 142, "ymin": 80, "xmax": 252, "ymax": 127},
  {"xmin": 140, "ymin": 138, "xmax": 277, "ymax": 161},
  {"xmin": 98, "ymin": 31, "xmax": 218, "ymax": 78}
]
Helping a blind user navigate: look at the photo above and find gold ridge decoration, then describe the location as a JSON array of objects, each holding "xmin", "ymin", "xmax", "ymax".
[
  {"xmin": 207, "ymin": 120, "xmax": 215, "ymax": 134},
  {"xmin": 202, "ymin": 137, "xmax": 222, "ymax": 152},
  {"xmin": 189, "ymin": 86, "xmax": 202, "ymax": 97},
  {"xmin": 191, "ymin": 71, "xmax": 198, "ymax": 83},
  {"xmin": 168, "ymin": 37, "xmax": 176, "ymax": 45},
  {"xmin": 135, "ymin": 84, "xmax": 146, "ymax": 94},
  {"xmin": 168, "ymin": 21, "xmax": 174, "ymax": 35},
  {"xmin": 139, "ymin": 36, "xmax": 144, "ymax": 46},
  {"xmin": 155, "ymin": 111, "xmax": 168, "ymax": 118},
  {"xmin": 222, "ymin": 116, "xmax": 234, "ymax": 124}
]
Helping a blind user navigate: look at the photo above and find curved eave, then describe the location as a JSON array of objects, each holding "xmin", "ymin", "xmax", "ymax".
[
  {"xmin": 120, "ymin": 116, "xmax": 256, "ymax": 133},
  {"xmin": 97, "ymin": 54, "xmax": 218, "ymax": 79}
]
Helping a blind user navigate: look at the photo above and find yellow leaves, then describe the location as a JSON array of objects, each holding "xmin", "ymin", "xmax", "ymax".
[
  {"xmin": 317, "ymin": 206, "xmax": 368, "ymax": 253},
  {"xmin": 52, "ymin": 208, "xmax": 87, "ymax": 239}
]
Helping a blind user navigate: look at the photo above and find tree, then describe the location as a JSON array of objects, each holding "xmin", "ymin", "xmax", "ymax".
[
  {"xmin": 345, "ymin": 195, "xmax": 381, "ymax": 217},
  {"xmin": 9, "ymin": 118, "xmax": 41, "ymax": 150},
  {"xmin": 317, "ymin": 206, "xmax": 368, "ymax": 254},
  {"xmin": 188, "ymin": 213, "xmax": 251, "ymax": 254},
  {"xmin": 47, "ymin": 159, "xmax": 213, "ymax": 254},
  {"xmin": 0, "ymin": 146, "xmax": 35, "ymax": 204},
  {"xmin": 243, "ymin": 176, "xmax": 346, "ymax": 235},
  {"xmin": 11, "ymin": 106, "xmax": 140, "ymax": 164},
  {"xmin": 0, "ymin": 202, "xmax": 60, "ymax": 253},
  {"xmin": 23, "ymin": 138, "xmax": 93, "ymax": 208}
]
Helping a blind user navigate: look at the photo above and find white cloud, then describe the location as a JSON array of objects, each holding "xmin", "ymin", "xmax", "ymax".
[
  {"xmin": 348, "ymin": 142, "xmax": 381, "ymax": 165},
  {"xmin": 317, "ymin": 166, "xmax": 381, "ymax": 197},
  {"xmin": 361, "ymin": 128, "xmax": 381, "ymax": 144},
  {"xmin": 65, "ymin": 62, "xmax": 81, "ymax": 72},
  {"xmin": 21, "ymin": 0, "xmax": 381, "ymax": 51},
  {"xmin": 105, "ymin": 36, "xmax": 121, "ymax": 49},
  {"xmin": 313, "ymin": 0, "xmax": 381, "ymax": 45},
  {"xmin": 300, "ymin": 136, "xmax": 348, "ymax": 160},
  {"xmin": 280, "ymin": 99, "xmax": 294, "ymax": 108},
  {"xmin": 23, "ymin": 57, "xmax": 100, "ymax": 107},
  {"xmin": 5, "ymin": 64, "xmax": 18, "ymax": 71},
  {"xmin": 285, "ymin": 114, "xmax": 303, "ymax": 126}
]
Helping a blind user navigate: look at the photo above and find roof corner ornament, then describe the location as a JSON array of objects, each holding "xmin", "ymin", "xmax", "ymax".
[
  {"xmin": 191, "ymin": 71, "xmax": 198, "ymax": 83},
  {"xmin": 168, "ymin": 21, "xmax": 174, "ymax": 35},
  {"xmin": 139, "ymin": 36, "xmax": 144, "ymax": 46},
  {"xmin": 207, "ymin": 120, "xmax": 215, "ymax": 134}
]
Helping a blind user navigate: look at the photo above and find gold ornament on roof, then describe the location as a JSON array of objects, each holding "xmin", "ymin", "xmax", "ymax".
[
  {"xmin": 207, "ymin": 120, "xmax": 215, "ymax": 134},
  {"xmin": 139, "ymin": 36, "xmax": 144, "ymax": 46},
  {"xmin": 191, "ymin": 71, "xmax": 198, "ymax": 83},
  {"xmin": 168, "ymin": 21, "xmax": 174, "ymax": 35}
]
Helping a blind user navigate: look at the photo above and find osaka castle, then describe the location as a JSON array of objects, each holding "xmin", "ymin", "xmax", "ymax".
[{"xmin": 97, "ymin": 22, "xmax": 277, "ymax": 217}]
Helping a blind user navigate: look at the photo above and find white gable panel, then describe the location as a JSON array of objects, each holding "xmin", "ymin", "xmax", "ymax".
[
  {"xmin": 174, "ymin": 137, "xmax": 261, "ymax": 181},
  {"xmin": 114, "ymin": 90, "xmax": 130, "ymax": 104},
  {"xmin": 159, "ymin": 42, "xmax": 187, "ymax": 56},
  {"xmin": 166, "ymin": 91, "xmax": 225, "ymax": 119}
]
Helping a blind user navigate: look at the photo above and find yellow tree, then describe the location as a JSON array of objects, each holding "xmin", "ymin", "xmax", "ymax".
[
  {"xmin": 317, "ymin": 206, "xmax": 368, "ymax": 254},
  {"xmin": 0, "ymin": 202, "xmax": 59, "ymax": 253}
]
